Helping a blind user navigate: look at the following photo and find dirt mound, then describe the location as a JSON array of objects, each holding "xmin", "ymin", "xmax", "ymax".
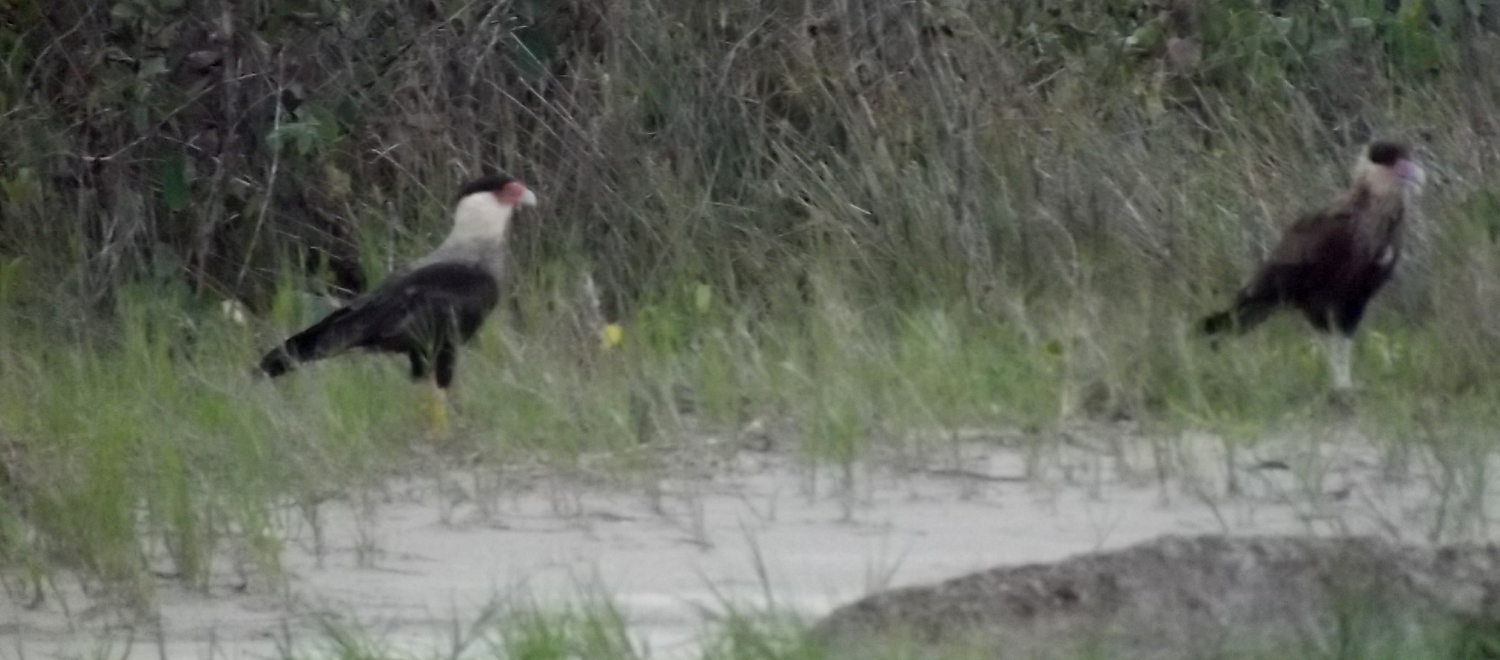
[{"xmin": 812, "ymin": 534, "xmax": 1500, "ymax": 659}]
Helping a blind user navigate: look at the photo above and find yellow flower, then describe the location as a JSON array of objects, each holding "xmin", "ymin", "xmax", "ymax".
[{"xmin": 601, "ymin": 323, "xmax": 624, "ymax": 349}]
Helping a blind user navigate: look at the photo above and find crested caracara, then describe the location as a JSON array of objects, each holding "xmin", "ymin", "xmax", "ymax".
[
  {"xmin": 257, "ymin": 174, "xmax": 538, "ymax": 438},
  {"xmin": 1200, "ymin": 141, "xmax": 1426, "ymax": 392}
]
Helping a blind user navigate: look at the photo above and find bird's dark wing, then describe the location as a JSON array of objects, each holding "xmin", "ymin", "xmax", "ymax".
[
  {"xmin": 1265, "ymin": 208, "xmax": 1356, "ymax": 267},
  {"xmin": 1199, "ymin": 207, "xmax": 1358, "ymax": 337},
  {"xmin": 265, "ymin": 262, "xmax": 501, "ymax": 369},
  {"xmin": 347, "ymin": 263, "xmax": 500, "ymax": 347}
]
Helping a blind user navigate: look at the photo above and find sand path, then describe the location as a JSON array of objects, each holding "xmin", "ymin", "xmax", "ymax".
[{"xmin": 3, "ymin": 426, "xmax": 1457, "ymax": 659}]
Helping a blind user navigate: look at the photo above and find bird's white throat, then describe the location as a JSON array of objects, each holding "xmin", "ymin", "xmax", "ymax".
[
  {"xmin": 1353, "ymin": 159, "xmax": 1425, "ymax": 199},
  {"xmin": 443, "ymin": 192, "xmax": 517, "ymax": 247}
]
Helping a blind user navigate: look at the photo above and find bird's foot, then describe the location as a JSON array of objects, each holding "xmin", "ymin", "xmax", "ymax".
[
  {"xmin": 1326, "ymin": 385, "xmax": 1360, "ymax": 415},
  {"xmin": 424, "ymin": 388, "xmax": 450, "ymax": 442}
]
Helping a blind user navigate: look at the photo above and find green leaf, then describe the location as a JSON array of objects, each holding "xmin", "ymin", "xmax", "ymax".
[
  {"xmin": 138, "ymin": 56, "xmax": 168, "ymax": 78},
  {"xmin": 1309, "ymin": 38, "xmax": 1346, "ymax": 58},
  {"xmin": 1124, "ymin": 21, "xmax": 1163, "ymax": 54},
  {"xmin": 515, "ymin": 26, "xmax": 556, "ymax": 78},
  {"xmin": 150, "ymin": 242, "xmax": 181, "ymax": 281},
  {"xmin": 303, "ymin": 105, "xmax": 343, "ymax": 143},
  {"xmin": 0, "ymin": 256, "xmax": 27, "ymax": 304},
  {"xmin": 694, "ymin": 283, "xmax": 713, "ymax": 313},
  {"xmin": 264, "ymin": 119, "xmax": 323, "ymax": 156},
  {"xmin": 323, "ymin": 163, "xmax": 351, "ymax": 200},
  {"xmin": 159, "ymin": 156, "xmax": 189, "ymax": 212},
  {"xmin": 1, "ymin": 166, "xmax": 37, "ymax": 202},
  {"xmin": 110, "ymin": 2, "xmax": 138, "ymax": 20}
]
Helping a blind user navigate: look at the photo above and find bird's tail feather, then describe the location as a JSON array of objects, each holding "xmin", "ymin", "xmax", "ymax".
[
  {"xmin": 1199, "ymin": 295, "xmax": 1277, "ymax": 337},
  {"xmin": 257, "ymin": 331, "xmax": 318, "ymax": 378},
  {"xmin": 257, "ymin": 348, "xmax": 296, "ymax": 377},
  {"xmin": 256, "ymin": 310, "xmax": 351, "ymax": 377},
  {"xmin": 1198, "ymin": 310, "xmax": 1236, "ymax": 336}
]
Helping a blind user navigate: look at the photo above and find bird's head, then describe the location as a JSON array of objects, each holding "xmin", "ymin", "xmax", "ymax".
[
  {"xmin": 1354, "ymin": 141, "xmax": 1426, "ymax": 198},
  {"xmin": 450, "ymin": 173, "xmax": 539, "ymax": 241}
]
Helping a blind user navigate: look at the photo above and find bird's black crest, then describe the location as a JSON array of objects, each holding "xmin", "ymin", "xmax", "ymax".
[
  {"xmin": 456, "ymin": 174, "xmax": 517, "ymax": 202},
  {"xmin": 1366, "ymin": 141, "xmax": 1410, "ymax": 166}
]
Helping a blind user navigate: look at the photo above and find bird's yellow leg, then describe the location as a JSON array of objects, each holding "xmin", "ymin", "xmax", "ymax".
[{"xmin": 424, "ymin": 382, "xmax": 450, "ymax": 442}]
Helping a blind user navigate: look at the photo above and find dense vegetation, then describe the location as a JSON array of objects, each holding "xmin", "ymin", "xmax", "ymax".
[
  {"xmin": 4, "ymin": 0, "xmax": 1495, "ymax": 324},
  {"xmin": 3, "ymin": 0, "xmax": 1500, "ymax": 642}
]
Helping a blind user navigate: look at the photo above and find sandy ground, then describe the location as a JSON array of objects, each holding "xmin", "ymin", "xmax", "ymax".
[{"xmin": 1, "ymin": 423, "xmax": 1471, "ymax": 659}]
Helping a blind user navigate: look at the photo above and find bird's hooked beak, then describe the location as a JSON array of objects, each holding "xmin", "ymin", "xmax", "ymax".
[
  {"xmin": 1394, "ymin": 159, "xmax": 1427, "ymax": 190},
  {"xmin": 518, "ymin": 187, "xmax": 539, "ymax": 207}
]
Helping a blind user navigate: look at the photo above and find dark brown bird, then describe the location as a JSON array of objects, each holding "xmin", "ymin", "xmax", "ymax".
[
  {"xmin": 258, "ymin": 174, "xmax": 538, "ymax": 438},
  {"xmin": 1200, "ymin": 141, "xmax": 1426, "ymax": 391}
]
